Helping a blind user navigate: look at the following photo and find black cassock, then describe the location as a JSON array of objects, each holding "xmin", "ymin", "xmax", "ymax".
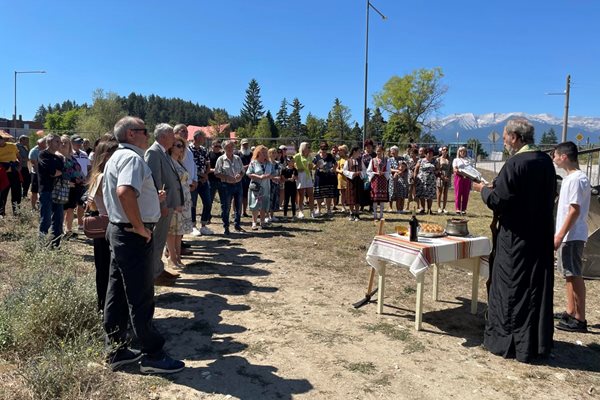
[{"xmin": 481, "ymin": 149, "xmax": 556, "ymax": 362}]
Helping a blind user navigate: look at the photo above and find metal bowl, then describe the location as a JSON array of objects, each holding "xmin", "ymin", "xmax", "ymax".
[{"xmin": 446, "ymin": 218, "xmax": 469, "ymax": 236}]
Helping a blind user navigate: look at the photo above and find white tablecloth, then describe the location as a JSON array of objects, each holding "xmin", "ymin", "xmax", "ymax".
[{"xmin": 366, "ymin": 234, "xmax": 491, "ymax": 277}]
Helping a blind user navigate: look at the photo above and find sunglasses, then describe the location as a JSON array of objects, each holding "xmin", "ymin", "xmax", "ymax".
[
  {"xmin": 131, "ymin": 128, "xmax": 148, "ymax": 136},
  {"xmin": 174, "ymin": 144, "xmax": 184, "ymax": 149}
]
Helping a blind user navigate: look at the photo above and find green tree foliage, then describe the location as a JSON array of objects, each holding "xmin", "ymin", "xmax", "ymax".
[
  {"xmin": 43, "ymin": 109, "xmax": 82, "ymax": 131},
  {"xmin": 305, "ymin": 113, "xmax": 326, "ymax": 144},
  {"xmin": 275, "ymin": 98, "xmax": 289, "ymax": 130},
  {"xmin": 288, "ymin": 98, "xmax": 304, "ymax": 137},
  {"xmin": 254, "ymin": 111, "xmax": 278, "ymax": 145},
  {"xmin": 240, "ymin": 79, "xmax": 264, "ymax": 126},
  {"xmin": 540, "ymin": 128, "xmax": 558, "ymax": 145},
  {"xmin": 75, "ymin": 89, "xmax": 126, "ymax": 140},
  {"xmin": 420, "ymin": 132, "xmax": 439, "ymax": 146},
  {"xmin": 367, "ymin": 107, "xmax": 386, "ymax": 144},
  {"xmin": 209, "ymin": 109, "xmax": 231, "ymax": 139},
  {"xmin": 349, "ymin": 122, "xmax": 362, "ymax": 146},
  {"xmin": 382, "ymin": 114, "xmax": 414, "ymax": 146},
  {"xmin": 374, "ymin": 67, "xmax": 447, "ymax": 135},
  {"xmin": 466, "ymin": 138, "xmax": 488, "ymax": 159},
  {"xmin": 324, "ymin": 98, "xmax": 351, "ymax": 142}
]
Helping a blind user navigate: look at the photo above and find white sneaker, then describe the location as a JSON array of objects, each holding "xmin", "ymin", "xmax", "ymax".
[
  {"xmin": 297, "ymin": 211, "xmax": 305, "ymax": 219},
  {"xmin": 200, "ymin": 226, "xmax": 214, "ymax": 235},
  {"xmin": 437, "ymin": 208, "xmax": 443, "ymax": 214},
  {"xmin": 311, "ymin": 211, "xmax": 321, "ymax": 218},
  {"xmin": 191, "ymin": 227, "xmax": 202, "ymax": 236}
]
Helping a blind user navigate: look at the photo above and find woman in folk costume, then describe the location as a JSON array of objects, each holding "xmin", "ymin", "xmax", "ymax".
[
  {"xmin": 342, "ymin": 146, "xmax": 364, "ymax": 221},
  {"xmin": 367, "ymin": 144, "xmax": 391, "ymax": 221}
]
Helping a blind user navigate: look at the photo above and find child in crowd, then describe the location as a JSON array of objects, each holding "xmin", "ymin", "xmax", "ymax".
[
  {"xmin": 343, "ymin": 146, "xmax": 364, "ymax": 221},
  {"xmin": 394, "ymin": 161, "xmax": 409, "ymax": 213},
  {"xmin": 553, "ymin": 141, "xmax": 591, "ymax": 333},
  {"xmin": 366, "ymin": 144, "xmax": 391, "ymax": 221},
  {"xmin": 267, "ymin": 148, "xmax": 281, "ymax": 223},
  {"xmin": 282, "ymin": 157, "xmax": 298, "ymax": 218}
]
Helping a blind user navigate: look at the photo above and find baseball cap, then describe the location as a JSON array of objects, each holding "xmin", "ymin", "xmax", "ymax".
[
  {"xmin": 240, "ymin": 138, "xmax": 249, "ymax": 145},
  {"xmin": 278, "ymin": 145, "xmax": 287, "ymax": 150},
  {"xmin": 18, "ymin": 135, "xmax": 29, "ymax": 141},
  {"xmin": 71, "ymin": 134, "xmax": 84, "ymax": 144}
]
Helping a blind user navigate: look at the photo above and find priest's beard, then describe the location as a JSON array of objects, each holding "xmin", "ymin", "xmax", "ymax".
[
  {"xmin": 505, "ymin": 143, "xmax": 517, "ymax": 156},
  {"xmin": 241, "ymin": 148, "xmax": 251, "ymax": 156}
]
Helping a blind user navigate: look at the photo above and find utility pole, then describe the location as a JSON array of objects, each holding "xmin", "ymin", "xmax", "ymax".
[{"xmin": 562, "ymin": 74, "xmax": 570, "ymax": 143}]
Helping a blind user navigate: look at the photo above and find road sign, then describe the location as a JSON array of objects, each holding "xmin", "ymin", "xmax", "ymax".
[
  {"xmin": 576, "ymin": 133, "xmax": 584, "ymax": 142},
  {"xmin": 488, "ymin": 131, "xmax": 500, "ymax": 143}
]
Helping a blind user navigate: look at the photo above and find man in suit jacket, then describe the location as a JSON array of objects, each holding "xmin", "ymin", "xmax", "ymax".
[{"xmin": 145, "ymin": 123, "xmax": 184, "ymax": 285}]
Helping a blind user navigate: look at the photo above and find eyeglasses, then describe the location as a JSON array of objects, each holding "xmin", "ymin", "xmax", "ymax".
[{"xmin": 130, "ymin": 128, "xmax": 148, "ymax": 136}]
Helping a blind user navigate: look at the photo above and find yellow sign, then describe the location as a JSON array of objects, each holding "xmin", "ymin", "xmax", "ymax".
[{"xmin": 576, "ymin": 133, "xmax": 584, "ymax": 142}]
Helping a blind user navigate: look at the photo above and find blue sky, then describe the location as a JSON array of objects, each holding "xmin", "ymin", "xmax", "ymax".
[{"xmin": 2, "ymin": 0, "xmax": 599, "ymax": 125}]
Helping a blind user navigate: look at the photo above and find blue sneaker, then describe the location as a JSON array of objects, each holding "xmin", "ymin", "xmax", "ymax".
[
  {"xmin": 108, "ymin": 348, "xmax": 142, "ymax": 371},
  {"xmin": 140, "ymin": 352, "xmax": 185, "ymax": 374}
]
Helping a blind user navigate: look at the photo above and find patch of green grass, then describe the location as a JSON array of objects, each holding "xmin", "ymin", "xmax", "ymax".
[
  {"xmin": 403, "ymin": 286, "xmax": 416, "ymax": 295},
  {"xmin": 345, "ymin": 361, "xmax": 376, "ymax": 374},
  {"xmin": 364, "ymin": 322, "xmax": 410, "ymax": 341},
  {"xmin": 403, "ymin": 339, "xmax": 425, "ymax": 354},
  {"xmin": 373, "ymin": 374, "xmax": 392, "ymax": 386}
]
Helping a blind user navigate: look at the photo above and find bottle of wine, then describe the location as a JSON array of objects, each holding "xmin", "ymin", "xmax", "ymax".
[{"xmin": 409, "ymin": 207, "xmax": 419, "ymax": 242}]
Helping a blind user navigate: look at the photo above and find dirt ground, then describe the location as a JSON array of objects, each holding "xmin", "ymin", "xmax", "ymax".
[{"xmin": 134, "ymin": 197, "xmax": 600, "ymax": 400}]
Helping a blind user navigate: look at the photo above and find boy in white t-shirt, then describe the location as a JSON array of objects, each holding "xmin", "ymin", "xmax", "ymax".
[{"xmin": 553, "ymin": 141, "xmax": 591, "ymax": 333}]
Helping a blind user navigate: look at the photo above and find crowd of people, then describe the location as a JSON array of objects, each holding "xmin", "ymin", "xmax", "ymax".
[{"xmin": 0, "ymin": 115, "xmax": 594, "ymax": 372}]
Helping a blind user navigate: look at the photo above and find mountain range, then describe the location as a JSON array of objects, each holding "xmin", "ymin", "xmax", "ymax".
[{"xmin": 431, "ymin": 112, "xmax": 600, "ymax": 144}]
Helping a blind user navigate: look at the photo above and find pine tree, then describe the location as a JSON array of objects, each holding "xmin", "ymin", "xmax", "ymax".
[
  {"xmin": 368, "ymin": 108, "xmax": 386, "ymax": 143},
  {"xmin": 240, "ymin": 79, "xmax": 264, "ymax": 126},
  {"xmin": 288, "ymin": 98, "xmax": 304, "ymax": 137},
  {"xmin": 305, "ymin": 113, "xmax": 326, "ymax": 143},
  {"xmin": 349, "ymin": 122, "xmax": 362, "ymax": 146},
  {"xmin": 324, "ymin": 98, "xmax": 351, "ymax": 142},
  {"xmin": 275, "ymin": 98, "xmax": 289, "ymax": 129},
  {"xmin": 540, "ymin": 128, "xmax": 558, "ymax": 145}
]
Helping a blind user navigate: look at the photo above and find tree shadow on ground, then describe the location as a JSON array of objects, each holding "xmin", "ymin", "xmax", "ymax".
[{"xmin": 150, "ymin": 283, "xmax": 312, "ymax": 397}]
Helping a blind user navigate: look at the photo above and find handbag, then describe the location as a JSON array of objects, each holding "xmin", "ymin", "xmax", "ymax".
[
  {"xmin": 249, "ymin": 180, "xmax": 260, "ymax": 193},
  {"xmin": 83, "ymin": 199, "xmax": 109, "ymax": 239},
  {"xmin": 52, "ymin": 179, "xmax": 70, "ymax": 204}
]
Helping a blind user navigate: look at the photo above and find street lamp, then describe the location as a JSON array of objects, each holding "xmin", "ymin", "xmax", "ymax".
[
  {"xmin": 545, "ymin": 74, "xmax": 570, "ymax": 143},
  {"xmin": 14, "ymin": 70, "xmax": 46, "ymax": 135},
  {"xmin": 363, "ymin": 0, "xmax": 387, "ymax": 149}
]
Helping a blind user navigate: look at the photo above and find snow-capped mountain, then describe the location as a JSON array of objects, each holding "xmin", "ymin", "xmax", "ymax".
[{"xmin": 431, "ymin": 112, "xmax": 600, "ymax": 143}]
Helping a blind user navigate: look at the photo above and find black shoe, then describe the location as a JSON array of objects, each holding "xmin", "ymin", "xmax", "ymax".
[
  {"xmin": 108, "ymin": 348, "xmax": 142, "ymax": 371},
  {"xmin": 553, "ymin": 311, "xmax": 571, "ymax": 323},
  {"xmin": 234, "ymin": 226, "xmax": 245, "ymax": 233},
  {"xmin": 223, "ymin": 228, "xmax": 230, "ymax": 235},
  {"xmin": 243, "ymin": 213, "xmax": 250, "ymax": 218},
  {"xmin": 181, "ymin": 241, "xmax": 191, "ymax": 248},
  {"xmin": 556, "ymin": 316, "xmax": 588, "ymax": 333},
  {"xmin": 140, "ymin": 352, "xmax": 185, "ymax": 374}
]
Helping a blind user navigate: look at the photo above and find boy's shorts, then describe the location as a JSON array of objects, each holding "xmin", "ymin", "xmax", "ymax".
[{"xmin": 557, "ymin": 240, "xmax": 585, "ymax": 277}]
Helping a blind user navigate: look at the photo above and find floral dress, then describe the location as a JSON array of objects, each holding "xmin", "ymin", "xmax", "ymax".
[
  {"xmin": 247, "ymin": 160, "xmax": 272, "ymax": 211},
  {"xmin": 169, "ymin": 160, "xmax": 193, "ymax": 235},
  {"xmin": 415, "ymin": 159, "xmax": 437, "ymax": 200}
]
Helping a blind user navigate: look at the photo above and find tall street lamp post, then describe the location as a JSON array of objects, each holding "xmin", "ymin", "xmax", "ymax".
[
  {"xmin": 545, "ymin": 74, "xmax": 571, "ymax": 143},
  {"xmin": 363, "ymin": 0, "xmax": 386, "ymax": 149},
  {"xmin": 14, "ymin": 70, "xmax": 46, "ymax": 135}
]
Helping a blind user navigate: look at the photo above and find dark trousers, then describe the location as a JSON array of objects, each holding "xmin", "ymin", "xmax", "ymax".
[
  {"xmin": 93, "ymin": 237, "xmax": 111, "ymax": 312},
  {"xmin": 104, "ymin": 223, "xmax": 164, "ymax": 354},
  {"xmin": 191, "ymin": 180, "xmax": 212, "ymax": 225},
  {"xmin": 218, "ymin": 182, "xmax": 242, "ymax": 229},
  {"xmin": 0, "ymin": 170, "xmax": 22, "ymax": 215},
  {"xmin": 39, "ymin": 191, "xmax": 64, "ymax": 245},
  {"xmin": 283, "ymin": 182, "xmax": 297, "ymax": 216},
  {"xmin": 20, "ymin": 167, "xmax": 31, "ymax": 198}
]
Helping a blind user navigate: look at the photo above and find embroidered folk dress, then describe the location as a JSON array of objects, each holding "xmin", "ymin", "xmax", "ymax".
[
  {"xmin": 169, "ymin": 160, "xmax": 193, "ymax": 235},
  {"xmin": 368, "ymin": 157, "xmax": 391, "ymax": 203}
]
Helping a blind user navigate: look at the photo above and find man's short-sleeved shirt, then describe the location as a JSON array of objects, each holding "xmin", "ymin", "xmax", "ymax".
[
  {"xmin": 556, "ymin": 170, "xmax": 591, "ymax": 242},
  {"xmin": 214, "ymin": 153, "xmax": 244, "ymax": 180},
  {"xmin": 103, "ymin": 143, "xmax": 160, "ymax": 224},
  {"xmin": 29, "ymin": 146, "xmax": 40, "ymax": 172}
]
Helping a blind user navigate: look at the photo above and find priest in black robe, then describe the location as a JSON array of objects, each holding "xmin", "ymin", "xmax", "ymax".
[{"xmin": 473, "ymin": 118, "xmax": 556, "ymax": 363}]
